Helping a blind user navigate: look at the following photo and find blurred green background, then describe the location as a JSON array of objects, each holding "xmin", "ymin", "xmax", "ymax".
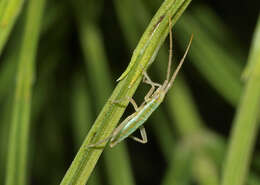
[{"xmin": 0, "ymin": 0, "xmax": 260, "ymax": 185}]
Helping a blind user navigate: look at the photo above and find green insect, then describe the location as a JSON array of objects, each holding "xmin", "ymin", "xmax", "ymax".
[{"xmin": 89, "ymin": 20, "xmax": 193, "ymax": 148}]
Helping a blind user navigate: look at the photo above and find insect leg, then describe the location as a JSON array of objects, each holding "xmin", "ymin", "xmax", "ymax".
[
  {"xmin": 130, "ymin": 125, "xmax": 148, "ymax": 144},
  {"xmin": 87, "ymin": 135, "xmax": 112, "ymax": 148},
  {"xmin": 144, "ymin": 87, "xmax": 155, "ymax": 102},
  {"xmin": 112, "ymin": 96, "xmax": 139, "ymax": 111},
  {"xmin": 143, "ymin": 72, "xmax": 161, "ymax": 102},
  {"xmin": 129, "ymin": 97, "xmax": 139, "ymax": 111},
  {"xmin": 143, "ymin": 71, "xmax": 161, "ymax": 87}
]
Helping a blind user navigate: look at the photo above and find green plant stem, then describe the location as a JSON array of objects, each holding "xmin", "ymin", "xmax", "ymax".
[
  {"xmin": 60, "ymin": 1, "xmax": 191, "ymax": 184},
  {"xmin": 73, "ymin": 0, "xmax": 135, "ymax": 184},
  {"xmin": 77, "ymin": 16, "xmax": 135, "ymax": 185},
  {"xmin": 114, "ymin": 1, "xmax": 221, "ymax": 184},
  {"xmin": 220, "ymin": 15, "xmax": 260, "ymax": 185},
  {"xmin": 0, "ymin": 0, "xmax": 25, "ymax": 55},
  {"xmin": 5, "ymin": 0, "xmax": 45, "ymax": 185},
  {"xmin": 243, "ymin": 15, "xmax": 260, "ymax": 80}
]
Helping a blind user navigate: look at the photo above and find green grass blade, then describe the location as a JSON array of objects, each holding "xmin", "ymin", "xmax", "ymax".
[
  {"xmin": 5, "ymin": 0, "xmax": 45, "ymax": 184},
  {"xmin": 220, "ymin": 15, "xmax": 260, "ymax": 185},
  {"xmin": 81, "ymin": 26, "xmax": 136, "ymax": 185},
  {"xmin": 116, "ymin": 0, "xmax": 191, "ymax": 82},
  {"xmin": 73, "ymin": 1, "xmax": 136, "ymax": 184},
  {"xmin": 114, "ymin": 1, "xmax": 222, "ymax": 184},
  {"xmin": 60, "ymin": 1, "xmax": 191, "ymax": 184},
  {"xmin": 0, "ymin": 0, "xmax": 25, "ymax": 55},
  {"xmin": 242, "ymin": 15, "xmax": 260, "ymax": 80},
  {"xmin": 0, "ymin": 15, "xmax": 24, "ymax": 101},
  {"xmin": 0, "ymin": 12, "xmax": 23, "ymax": 184}
]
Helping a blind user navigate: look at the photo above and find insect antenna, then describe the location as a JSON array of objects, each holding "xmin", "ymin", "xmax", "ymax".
[
  {"xmin": 166, "ymin": 17, "xmax": 173, "ymax": 84},
  {"xmin": 165, "ymin": 34, "xmax": 194, "ymax": 92}
]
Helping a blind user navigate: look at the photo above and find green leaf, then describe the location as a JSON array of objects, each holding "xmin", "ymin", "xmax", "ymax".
[
  {"xmin": 5, "ymin": 0, "xmax": 45, "ymax": 185},
  {"xmin": 221, "ymin": 14, "xmax": 260, "ymax": 185}
]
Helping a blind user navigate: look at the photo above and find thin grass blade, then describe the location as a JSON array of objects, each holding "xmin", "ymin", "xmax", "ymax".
[
  {"xmin": 0, "ymin": 0, "xmax": 25, "ymax": 55},
  {"xmin": 5, "ymin": 0, "xmax": 45, "ymax": 184},
  {"xmin": 221, "ymin": 14, "xmax": 260, "ymax": 185}
]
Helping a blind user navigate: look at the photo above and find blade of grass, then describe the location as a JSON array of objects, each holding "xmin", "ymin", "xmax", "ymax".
[
  {"xmin": 114, "ymin": 1, "xmax": 222, "ymax": 184},
  {"xmin": 0, "ymin": 14, "xmax": 24, "ymax": 101},
  {"xmin": 114, "ymin": 0, "xmax": 202, "ymax": 136},
  {"xmin": 82, "ymin": 26, "xmax": 136, "ymax": 185},
  {"xmin": 220, "ymin": 15, "xmax": 260, "ymax": 185},
  {"xmin": 73, "ymin": 0, "xmax": 135, "ymax": 184},
  {"xmin": 60, "ymin": 1, "xmax": 191, "ymax": 184},
  {"xmin": 116, "ymin": 0, "xmax": 191, "ymax": 82},
  {"xmin": 242, "ymin": 15, "xmax": 260, "ymax": 80},
  {"xmin": 71, "ymin": 74, "xmax": 101, "ymax": 185},
  {"xmin": 0, "ymin": 0, "xmax": 64, "ymax": 104},
  {"xmin": 0, "ymin": 0, "xmax": 25, "ymax": 55},
  {"xmin": 0, "ymin": 11, "xmax": 24, "ymax": 184},
  {"xmin": 5, "ymin": 0, "xmax": 45, "ymax": 185}
]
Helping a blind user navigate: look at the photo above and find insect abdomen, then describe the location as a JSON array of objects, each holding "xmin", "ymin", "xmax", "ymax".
[{"xmin": 116, "ymin": 99, "xmax": 160, "ymax": 142}]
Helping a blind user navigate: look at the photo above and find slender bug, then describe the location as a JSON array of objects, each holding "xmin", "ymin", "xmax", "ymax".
[{"xmin": 88, "ymin": 19, "xmax": 193, "ymax": 148}]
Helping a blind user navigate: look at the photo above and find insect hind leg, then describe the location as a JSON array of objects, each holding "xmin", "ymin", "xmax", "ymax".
[{"xmin": 130, "ymin": 125, "xmax": 148, "ymax": 144}]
